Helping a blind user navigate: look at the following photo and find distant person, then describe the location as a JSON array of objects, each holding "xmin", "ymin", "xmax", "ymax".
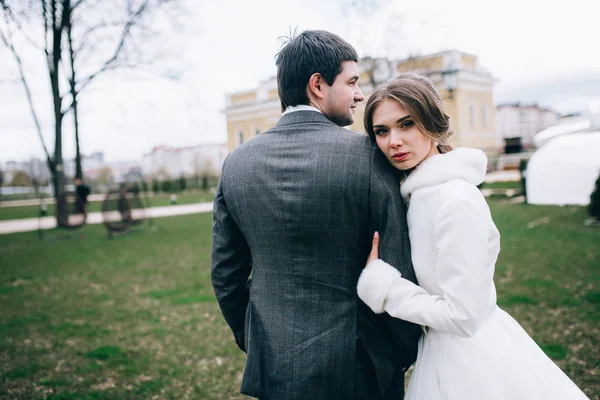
[
  {"xmin": 519, "ymin": 158, "xmax": 528, "ymax": 201},
  {"xmin": 117, "ymin": 184, "xmax": 133, "ymax": 223},
  {"xmin": 358, "ymin": 73, "xmax": 589, "ymax": 399},
  {"xmin": 210, "ymin": 30, "xmax": 420, "ymax": 399},
  {"xmin": 73, "ymin": 177, "xmax": 90, "ymax": 216}
]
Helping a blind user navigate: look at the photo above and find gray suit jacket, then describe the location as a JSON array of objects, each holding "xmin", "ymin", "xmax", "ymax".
[{"xmin": 211, "ymin": 111, "xmax": 421, "ymax": 399}]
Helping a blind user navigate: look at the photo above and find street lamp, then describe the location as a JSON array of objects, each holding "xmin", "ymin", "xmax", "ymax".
[{"xmin": 442, "ymin": 69, "xmax": 458, "ymax": 99}]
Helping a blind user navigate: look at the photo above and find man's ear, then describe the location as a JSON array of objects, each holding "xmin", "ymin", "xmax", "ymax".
[{"xmin": 308, "ymin": 73, "xmax": 325, "ymax": 100}]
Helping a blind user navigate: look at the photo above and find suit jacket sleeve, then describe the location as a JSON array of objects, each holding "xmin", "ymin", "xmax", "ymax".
[
  {"xmin": 367, "ymin": 148, "xmax": 422, "ymax": 369},
  {"xmin": 210, "ymin": 168, "xmax": 252, "ymax": 352},
  {"xmin": 358, "ymin": 198, "xmax": 496, "ymax": 338}
]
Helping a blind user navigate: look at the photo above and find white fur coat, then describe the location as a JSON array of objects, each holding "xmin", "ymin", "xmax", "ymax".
[{"xmin": 358, "ymin": 148, "xmax": 501, "ymax": 337}]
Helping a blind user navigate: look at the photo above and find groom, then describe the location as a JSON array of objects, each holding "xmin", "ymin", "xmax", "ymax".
[{"xmin": 211, "ymin": 30, "xmax": 421, "ymax": 399}]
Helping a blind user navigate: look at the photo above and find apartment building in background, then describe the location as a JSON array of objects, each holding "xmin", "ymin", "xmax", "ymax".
[
  {"xmin": 224, "ymin": 49, "xmax": 499, "ymax": 154},
  {"xmin": 141, "ymin": 143, "xmax": 228, "ymax": 179},
  {"xmin": 496, "ymin": 103, "xmax": 559, "ymax": 152}
]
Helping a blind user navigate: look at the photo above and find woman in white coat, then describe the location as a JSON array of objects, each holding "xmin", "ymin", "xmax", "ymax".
[{"xmin": 358, "ymin": 73, "xmax": 588, "ymax": 399}]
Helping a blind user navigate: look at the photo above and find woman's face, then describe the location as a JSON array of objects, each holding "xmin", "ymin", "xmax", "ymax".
[{"xmin": 372, "ymin": 98, "xmax": 438, "ymax": 171}]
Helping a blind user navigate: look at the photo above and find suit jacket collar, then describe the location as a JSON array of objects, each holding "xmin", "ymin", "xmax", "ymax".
[{"xmin": 276, "ymin": 110, "xmax": 339, "ymax": 128}]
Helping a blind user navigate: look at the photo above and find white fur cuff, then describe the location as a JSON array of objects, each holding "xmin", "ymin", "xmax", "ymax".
[{"xmin": 357, "ymin": 259, "xmax": 402, "ymax": 313}]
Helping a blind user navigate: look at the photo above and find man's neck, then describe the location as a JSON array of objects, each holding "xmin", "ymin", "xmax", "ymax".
[{"xmin": 282, "ymin": 104, "xmax": 323, "ymax": 115}]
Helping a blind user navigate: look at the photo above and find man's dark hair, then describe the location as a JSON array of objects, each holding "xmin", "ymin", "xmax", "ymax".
[{"xmin": 275, "ymin": 30, "xmax": 358, "ymax": 112}]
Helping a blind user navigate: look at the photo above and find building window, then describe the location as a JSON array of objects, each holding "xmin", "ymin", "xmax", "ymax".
[
  {"xmin": 481, "ymin": 105, "xmax": 487, "ymax": 127},
  {"xmin": 238, "ymin": 131, "xmax": 244, "ymax": 145},
  {"xmin": 470, "ymin": 105, "xmax": 476, "ymax": 126}
]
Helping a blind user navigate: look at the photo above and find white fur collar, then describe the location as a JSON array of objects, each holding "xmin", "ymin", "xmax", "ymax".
[{"xmin": 400, "ymin": 148, "xmax": 488, "ymax": 202}]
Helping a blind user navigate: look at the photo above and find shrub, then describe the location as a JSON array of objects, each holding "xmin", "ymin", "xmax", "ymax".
[
  {"xmin": 519, "ymin": 158, "xmax": 529, "ymax": 200},
  {"xmin": 519, "ymin": 158, "xmax": 529, "ymax": 172},
  {"xmin": 178, "ymin": 176, "xmax": 187, "ymax": 192},
  {"xmin": 589, "ymin": 172, "xmax": 600, "ymax": 220},
  {"xmin": 10, "ymin": 170, "xmax": 32, "ymax": 187}
]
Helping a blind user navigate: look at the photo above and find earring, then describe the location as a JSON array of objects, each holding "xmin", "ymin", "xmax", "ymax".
[{"xmin": 433, "ymin": 141, "xmax": 439, "ymax": 147}]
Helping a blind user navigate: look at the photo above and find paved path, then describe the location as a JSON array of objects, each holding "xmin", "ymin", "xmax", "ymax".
[
  {"xmin": 0, "ymin": 171, "xmax": 522, "ymax": 235},
  {"xmin": 0, "ymin": 194, "xmax": 106, "ymax": 208},
  {"xmin": 484, "ymin": 170, "xmax": 520, "ymax": 182},
  {"xmin": 0, "ymin": 202, "xmax": 213, "ymax": 235}
]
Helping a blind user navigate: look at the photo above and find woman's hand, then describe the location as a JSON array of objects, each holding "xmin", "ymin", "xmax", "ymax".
[{"xmin": 366, "ymin": 231, "xmax": 380, "ymax": 265}]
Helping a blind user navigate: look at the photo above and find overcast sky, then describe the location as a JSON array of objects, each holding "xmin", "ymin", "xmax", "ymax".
[{"xmin": 1, "ymin": 0, "xmax": 599, "ymax": 163}]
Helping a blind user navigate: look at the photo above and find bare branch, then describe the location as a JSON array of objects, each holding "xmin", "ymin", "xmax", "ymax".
[
  {"xmin": 73, "ymin": 20, "xmax": 125, "ymax": 53},
  {"xmin": 61, "ymin": 63, "xmax": 123, "ymax": 113},
  {"xmin": 0, "ymin": 0, "xmax": 44, "ymax": 51},
  {"xmin": 0, "ymin": 20, "xmax": 51, "ymax": 161},
  {"xmin": 71, "ymin": 0, "xmax": 91, "ymax": 11},
  {"xmin": 76, "ymin": 0, "xmax": 150, "ymax": 93},
  {"xmin": 42, "ymin": 0, "xmax": 49, "ymax": 56}
]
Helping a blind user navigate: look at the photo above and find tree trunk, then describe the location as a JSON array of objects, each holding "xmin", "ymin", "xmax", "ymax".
[
  {"xmin": 66, "ymin": 13, "xmax": 82, "ymax": 181},
  {"xmin": 73, "ymin": 95, "xmax": 82, "ymax": 180},
  {"xmin": 52, "ymin": 167, "xmax": 68, "ymax": 227},
  {"xmin": 52, "ymin": 107, "xmax": 68, "ymax": 227},
  {"xmin": 49, "ymin": 0, "xmax": 69, "ymax": 227}
]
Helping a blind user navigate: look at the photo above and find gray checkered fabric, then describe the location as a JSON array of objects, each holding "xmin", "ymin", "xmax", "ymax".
[{"xmin": 211, "ymin": 111, "xmax": 421, "ymax": 399}]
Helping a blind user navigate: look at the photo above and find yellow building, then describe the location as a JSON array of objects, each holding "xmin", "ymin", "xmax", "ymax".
[
  {"xmin": 225, "ymin": 50, "xmax": 499, "ymax": 154},
  {"xmin": 224, "ymin": 78, "xmax": 281, "ymax": 151}
]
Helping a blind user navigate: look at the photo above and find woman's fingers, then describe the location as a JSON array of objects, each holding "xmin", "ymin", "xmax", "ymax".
[{"xmin": 367, "ymin": 231, "xmax": 380, "ymax": 264}]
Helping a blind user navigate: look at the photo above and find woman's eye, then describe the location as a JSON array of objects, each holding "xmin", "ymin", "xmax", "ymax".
[
  {"xmin": 374, "ymin": 129, "xmax": 387, "ymax": 136},
  {"xmin": 401, "ymin": 120, "xmax": 414, "ymax": 128}
]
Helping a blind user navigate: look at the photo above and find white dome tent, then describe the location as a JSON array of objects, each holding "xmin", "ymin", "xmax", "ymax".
[
  {"xmin": 526, "ymin": 130, "xmax": 600, "ymax": 205},
  {"xmin": 532, "ymin": 116, "xmax": 595, "ymax": 148}
]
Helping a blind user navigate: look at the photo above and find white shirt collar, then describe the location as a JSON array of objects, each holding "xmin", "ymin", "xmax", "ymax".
[{"xmin": 282, "ymin": 104, "xmax": 323, "ymax": 116}]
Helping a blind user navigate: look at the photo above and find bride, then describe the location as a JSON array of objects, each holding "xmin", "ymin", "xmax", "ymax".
[{"xmin": 357, "ymin": 73, "xmax": 589, "ymax": 399}]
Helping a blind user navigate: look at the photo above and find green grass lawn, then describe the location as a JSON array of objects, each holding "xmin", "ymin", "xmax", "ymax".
[
  {"xmin": 480, "ymin": 180, "xmax": 522, "ymax": 189},
  {"xmin": 0, "ymin": 191, "xmax": 215, "ymax": 221},
  {"xmin": 0, "ymin": 192, "xmax": 44, "ymax": 201},
  {"xmin": 0, "ymin": 199, "xmax": 598, "ymax": 399}
]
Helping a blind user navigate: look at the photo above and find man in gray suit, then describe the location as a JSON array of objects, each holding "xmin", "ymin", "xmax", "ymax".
[{"xmin": 211, "ymin": 30, "xmax": 421, "ymax": 399}]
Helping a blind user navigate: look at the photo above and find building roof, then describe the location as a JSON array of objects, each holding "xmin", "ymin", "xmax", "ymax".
[
  {"xmin": 146, "ymin": 143, "xmax": 226, "ymax": 155},
  {"xmin": 496, "ymin": 103, "xmax": 557, "ymax": 113},
  {"xmin": 395, "ymin": 49, "xmax": 478, "ymax": 63}
]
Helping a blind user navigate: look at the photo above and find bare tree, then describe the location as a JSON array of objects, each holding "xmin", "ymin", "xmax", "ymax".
[
  {"xmin": 0, "ymin": 0, "xmax": 71, "ymax": 225},
  {"xmin": 95, "ymin": 166, "xmax": 114, "ymax": 185},
  {"xmin": 0, "ymin": 163, "xmax": 4, "ymax": 202},
  {"xmin": 0, "ymin": 0, "xmax": 184, "ymax": 226},
  {"xmin": 341, "ymin": 0, "xmax": 411, "ymax": 89},
  {"xmin": 0, "ymin": 2, "xmax": 51, "ymax": 165},
  {"xmin": 27, "ymin": 160, "xmax": 39, "ymax": 196},
  {"xmin": 10, "ymin": 170, "xmax": 33, "ymax": 187},
  {"xmin": 64, "ymin": 0, "xmax": 184, "ymax": 180}
]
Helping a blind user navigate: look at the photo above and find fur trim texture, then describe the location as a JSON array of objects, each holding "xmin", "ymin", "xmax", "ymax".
[
  {"xmin": 357, "ymin": 259, "xmax": 402, "ymax": 314},
  {"xmin": 400, "ymin": 148, "xmax": 488, "ymax": 202}
]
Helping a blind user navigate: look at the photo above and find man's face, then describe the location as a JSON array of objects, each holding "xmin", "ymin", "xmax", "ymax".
[{"xmin": 320, "ymin": 61, "xmax": 365, "ymax": 127}]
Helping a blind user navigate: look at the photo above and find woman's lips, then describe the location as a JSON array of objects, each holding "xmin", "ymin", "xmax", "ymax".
[{"xmin": 392, "ymin": 152, "xmax": 409, "ymax": 161}]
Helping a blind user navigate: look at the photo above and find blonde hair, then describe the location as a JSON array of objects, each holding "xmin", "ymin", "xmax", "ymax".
[{"xmin": 364, "ymin": 73, "xmax": 454, "ymax": 153}]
